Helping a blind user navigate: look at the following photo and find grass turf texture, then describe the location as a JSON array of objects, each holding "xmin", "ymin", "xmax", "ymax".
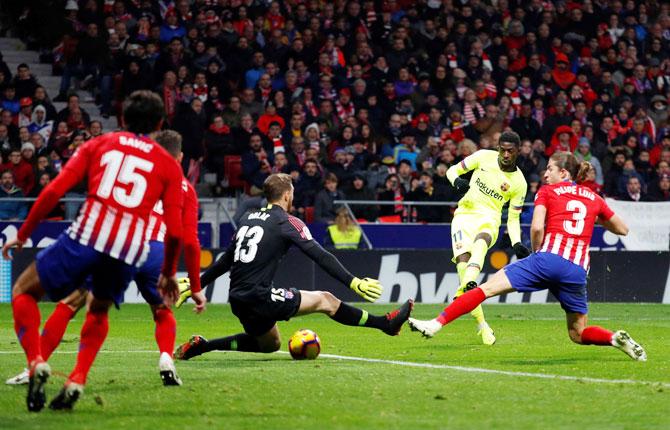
[{"xmin": 0, "ymin": 303, "xmax": 668, "ymax": 429}]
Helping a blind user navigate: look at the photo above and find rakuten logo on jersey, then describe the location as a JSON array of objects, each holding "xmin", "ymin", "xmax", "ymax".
[{"xmin": 475, "ymin": 177, "xmax": 503, "ymax": 201}]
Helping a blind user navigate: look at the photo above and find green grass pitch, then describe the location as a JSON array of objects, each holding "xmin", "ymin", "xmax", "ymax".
[{"xmin": 1, "ymin": 303, "xmax": 669, "ymax": 429}]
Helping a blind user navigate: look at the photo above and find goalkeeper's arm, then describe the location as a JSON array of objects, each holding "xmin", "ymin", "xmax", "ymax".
[
  {"xmin": 200, "ymin": 244, "xmax": 234, "ymax": 287},
  {"xmin": 301, "ymin": 241, "xmax": 355, "ymax": 287}
]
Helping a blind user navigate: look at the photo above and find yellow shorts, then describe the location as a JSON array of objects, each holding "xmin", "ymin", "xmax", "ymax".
[{"xmin": 450, "ymin": 213, "xmax": 499, "ymax": 262}]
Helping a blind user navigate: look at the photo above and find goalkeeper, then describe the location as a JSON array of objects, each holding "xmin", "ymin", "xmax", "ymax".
[
  {"xmin": 446, "ymin": 131, "xmax": 530, "ymax": 345},
  {"xmin": 174, "ymin": 173, "xmax": 412, "ymax": 360}
]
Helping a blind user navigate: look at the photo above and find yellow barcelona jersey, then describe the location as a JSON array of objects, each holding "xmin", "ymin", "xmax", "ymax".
[{"xmin": 448, "ymin": 149, "xmax": 527, "ymax": 226}]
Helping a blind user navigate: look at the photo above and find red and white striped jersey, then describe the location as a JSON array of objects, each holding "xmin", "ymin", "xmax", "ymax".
[
  {"xmin": 534, "ymin": 181, "xmax": 615, "ymax": 270},
  {"xmin": 19, "ymin": 132, "xmax": 184, "ymax": 268},
  {"xmin": 147, "ymin": 179, "xmax": 198, "ymax": 244}
]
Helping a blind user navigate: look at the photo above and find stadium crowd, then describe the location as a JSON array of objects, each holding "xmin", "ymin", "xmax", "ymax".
[{"xmin": 1, "ymin": 0, "xmax": 670, "ymax": 223}]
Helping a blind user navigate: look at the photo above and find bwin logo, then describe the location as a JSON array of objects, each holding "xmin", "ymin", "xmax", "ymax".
[
  {"xmin": 376, "ymin": 254, "xmax": 549, "ymax": 304},
  {"xmin": 376, "ymin": 254, "xmax": 477, "ymax": 303}
]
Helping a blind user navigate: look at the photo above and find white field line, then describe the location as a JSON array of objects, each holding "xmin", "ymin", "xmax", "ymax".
[{"xmin": 1, "ymin": 349, "xmax": 667, "ymax": 388}]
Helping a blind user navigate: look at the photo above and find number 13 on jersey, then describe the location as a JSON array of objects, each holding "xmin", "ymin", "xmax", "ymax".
[{"xmin": 234, "ymin": 226, "xmax": 265, "ymax": 263}]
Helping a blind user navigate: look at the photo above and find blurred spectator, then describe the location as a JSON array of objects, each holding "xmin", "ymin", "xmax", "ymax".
[
  {"xmin": 314, "ymin": 173, "xmax": 344, "ymax": 223},
  {"xmin": 344, "ymin": 173, "xmax": 377, "ymax": 222},
  {"xmin": 56, "ymin": 94, "xmax": 91, "ymax": 127},
  {"xmin": 510, "ymin": 101, "xmax": 542, "ymax": 142},
  {"xmin": 32, "ymin": 86, "xmax": 57, "ymax": 122},
  {"xmin": 546, "ymin": 125, "xmax": 578, "ymax": 157},
  {"xmin": 54, "ymin": 22, "xmax": 106, "ymax": 102},
  {"xmin": 324, "ymin": 207, "xmax": 364, "ymax": 250},
  {"xmin": 204, "ymin": 115, "xmax": 236, "ymax": 184},
  {"xmin": 28, "ymin": 105, "xmax": 53, "ymax": 141},
  {"xmin": 648, "ymin": 174, "xmax": 670, "ymax": 202},
  {"xmin": 617, "ymin": 158, "xmax": 646, "ymax": 197},
  {"xmin": 619, "ymin": 176, "xmax": 648, "ymax": 202},
  {"xmin": 28, "ymin": 172, "xmax": 65, "ymax": 219},
  {"xmin": 241, "ymin": 133, "xmax": 272, "ymax": 195},
  {"xmin": 173, "ymin": 98, "xmax": 206, "ymax": 176},
  {"xmin": 406, "ymin": 170, "xmax": 450, "ymax": 223},
  {"xmin": 574, "ymin": 138, "xmax": 604, "ymax": 185},
  {"xmin": 1, "ymin": 85, "xmax": 19, "ymax": 115},
  {"xmin": 15, "ymin": 98, "xmax": 34, "ymax": 128},
  {"xmin": 580, "ymin": 165, "xmax": 604, "ymax": 196},
  {"xmin": 0, "ymin": 170, "xmax": 28, "ymax": 220},
  {"xmin": 1, "ymin": 149, "xmax": 34, "ymax": 195},
  {"xmin": 12, "ymin": 64, "xmax": 39, "ymax": 99},
  {"xmin": 377, "ymin": 173, "xmax": 405, "ymax": 218},
  {"xmin": 294, "ymin": 159, "xmax": 322, "ymax": 212}
]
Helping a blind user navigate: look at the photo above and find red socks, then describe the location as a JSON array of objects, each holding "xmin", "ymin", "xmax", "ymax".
[
  {"xmin": 40, "ymin": 302, "xmax": 76, "ymax": 361},
  {"xmin": 68, "ymin": 310, "xmax": 109, "ymax": 385},
  {"xmin": 436, "ymin": 287, "xmax": 486, "ymax": 325},
  {"xmin": 12, "ymin": 294, "xmax": 43, "ymax": 365},
  {"xmin": 154, "ymin": 308, "xmax": 176, "ymax": 357},
  {"xmin": 581, "ymin": 326, "xmax": 614, "ymax": 345}
]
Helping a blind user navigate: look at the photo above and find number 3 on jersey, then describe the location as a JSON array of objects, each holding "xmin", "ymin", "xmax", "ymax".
[
  {"xmin": 563, "ymin": 199, "xmax": 586, "ymax": 235},
  {"xmin": 234, "ymin": 225, "xmax": 265, "ymax": 263},
  {"xmin": 97, "ymin": 149, "xmax": 154, "ymax": 208}
]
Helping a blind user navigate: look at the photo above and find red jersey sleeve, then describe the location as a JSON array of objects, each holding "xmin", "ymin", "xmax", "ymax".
[
  {"xmin": 160, "ymin": 157, "xmax": 185, "ymax": 276},
  {"xmin": 598, "ymin": 196, "xmax": 615, "ymax": 221},
  {"xmin": 17, "ymin": 141, "xmax": 94, "ymax": 241},
  {"xmin": 181, "ymin": 181, "xmax": 202, "ymax": 292},
  {"xmin": 534, "ymin": 185, "xmax": 549, "ymax": 207}
]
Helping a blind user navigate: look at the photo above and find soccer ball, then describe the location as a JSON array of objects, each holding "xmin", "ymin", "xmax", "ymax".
[{"xmin": 288, "ymin": 329, "xmax": 321, "ymax": 360}]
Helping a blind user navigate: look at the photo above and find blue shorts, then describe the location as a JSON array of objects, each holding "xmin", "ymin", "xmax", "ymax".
[
  {"xmin": 36, "ymin": 234, "xmax": 137, "ymax": 306},
  {"xmin": 504, "ymin": 252, "xmax": 588, "ymax": 314},
  {"xmin": 133, "ymin": 241, "xmax": 164, "ymax": 305},
  {"xmin": 84, "ymin": 240, "xmax": 164, "ymax": 305}
]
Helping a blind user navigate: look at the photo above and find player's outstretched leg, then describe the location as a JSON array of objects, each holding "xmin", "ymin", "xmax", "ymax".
[
  {"xmin": 409, "ymin": 269, "xmax": 513, "ymax": 338},
  {"xmin": 568, "ymin": 314, "xmax": 647, "ymax": 361},
  {"xmin": 176, "ymin": 329, "xmax": 279, "ymax": 360},
  {"xmin": 152, "ymin": 306, "xmax": 182, "ymax": 385},
  {"xmin": 50, "ymin": 298, "xmax": 111, "ymax": 411},
  {"xmin": 299, "ymin": 290, "xmax": 413, "ymax": 336},
  {"xmin": 456, "ymin": 236, "xmax": 495, "ymax": 345}
]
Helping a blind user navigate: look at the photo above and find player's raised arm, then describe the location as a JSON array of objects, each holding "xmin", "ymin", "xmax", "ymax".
[{"xmin": 446, "ymin": 150, "xmax": 483, "ymax": 193}]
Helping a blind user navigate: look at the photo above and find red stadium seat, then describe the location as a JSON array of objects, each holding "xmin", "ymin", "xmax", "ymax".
[
  {"xmin": 223, "ymin": 155, "xmax": 247, "ymax": 191},
  {"xmin": 304, "ymin": 206, "xmax": 315, "ymax": 223},
  {"xmin": 377, "ymin": 215, "xmax": 402, "ymax": 223}
]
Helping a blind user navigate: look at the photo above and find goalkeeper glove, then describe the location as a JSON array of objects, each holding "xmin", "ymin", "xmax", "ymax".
[
  {"xmin": 350, "ymin": 277, "xmax": 383, "ymax": 302},
  {"xmin": 175, "ymin": 277, "xmax": 192, "ymax": 309},
  {"xmin": 453, "ymin": 177, "xmax": 470, "ymax": 193},
  {"xmin": 513, "ymin": 242, "xmax": 531, "ymax": 259}
]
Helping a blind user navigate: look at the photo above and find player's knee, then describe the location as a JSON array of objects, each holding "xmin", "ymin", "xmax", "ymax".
[
  {"xmin": 319, "ymin": 291, "xmax": 340, "ymax": 315},
  {"xmin": 259, "ymin": 338, "xmax": 281, "ymax": 353},
  {"xmin": 62, "ymin": 288, "xmax": 87, "ymax": 310},
  {"xmin": 475, "ymin": 232, "xmax": 492, "ymax": 245},
  {"xmin": 151, "ymin": 304, "xmax": 170, "ymax": 319},
  {"xmin": 88, "ymin": 297, "xmax": 112, "ymax": 314}
]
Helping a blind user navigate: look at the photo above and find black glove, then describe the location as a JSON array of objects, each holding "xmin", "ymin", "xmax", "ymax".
[
  {"xmin": 513, "ymin": 242, "xmax": 531, "ymax": 259},
  {"xmin": 454, "ymin": 177, "xmax": 470, "ymax": 193}
]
